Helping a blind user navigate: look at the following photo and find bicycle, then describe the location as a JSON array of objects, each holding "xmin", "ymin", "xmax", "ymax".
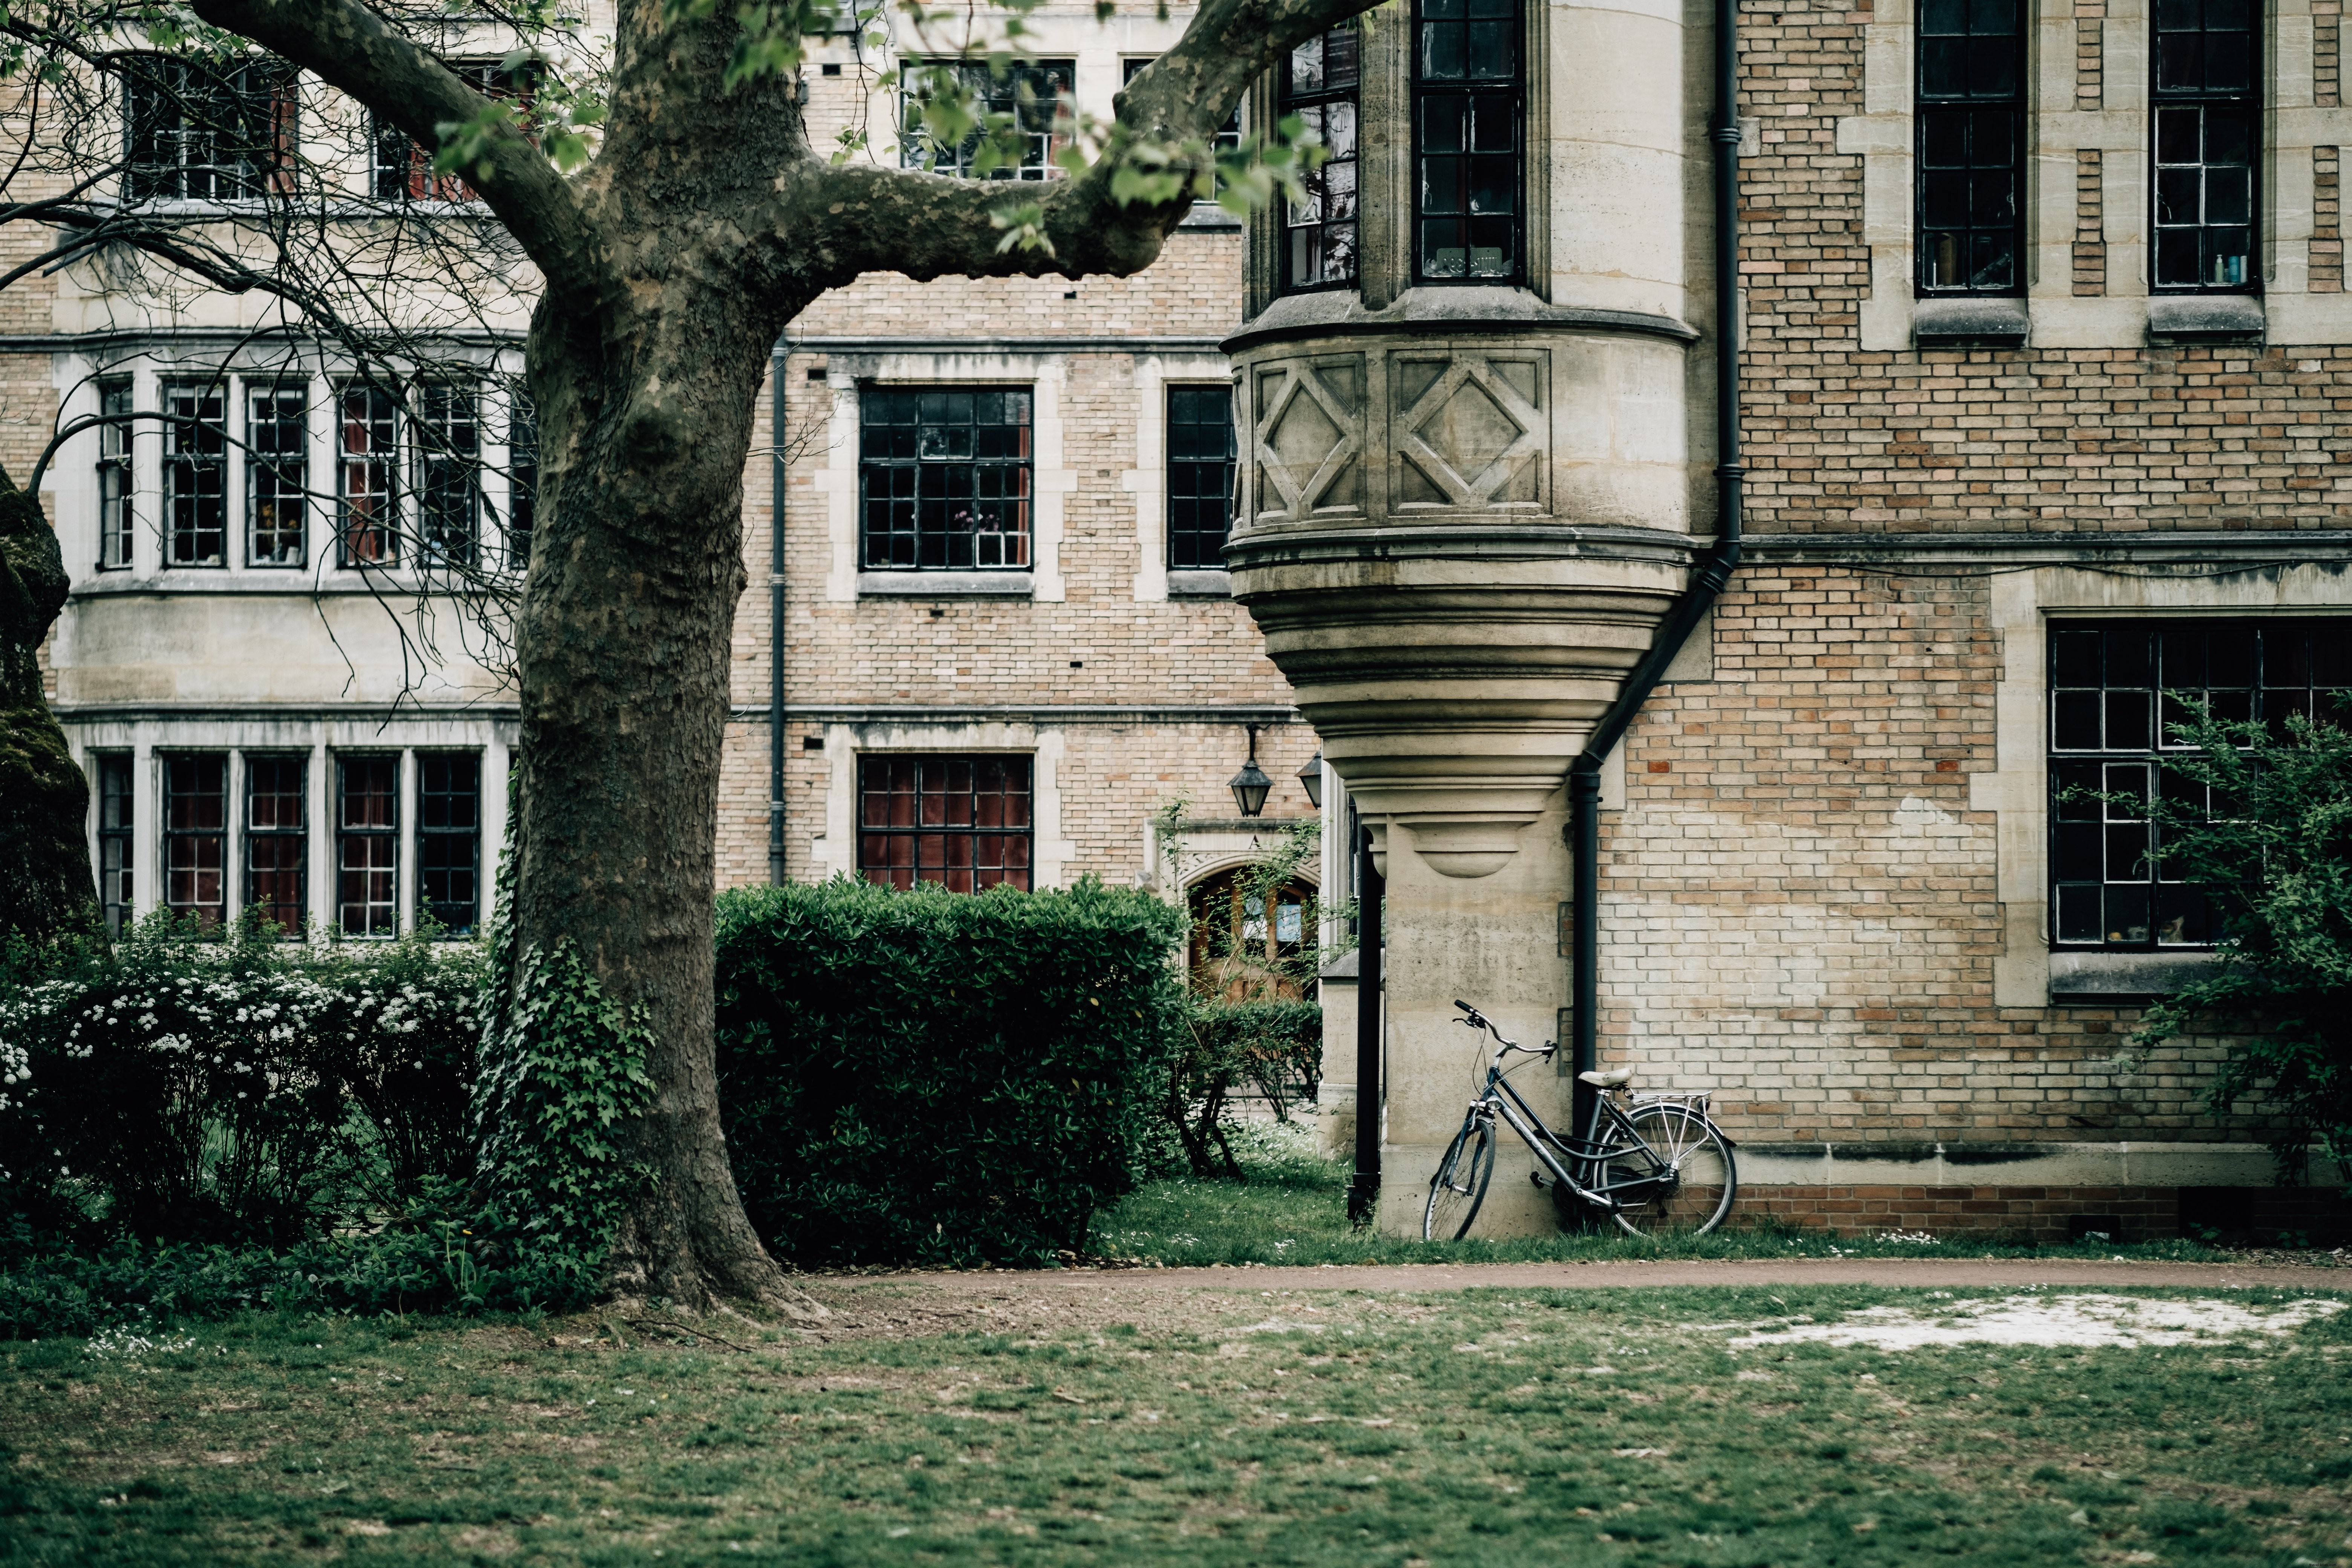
[{"xmin": 1423, "ymin": 1000, "xmax": 1738, "ymax": 1240}]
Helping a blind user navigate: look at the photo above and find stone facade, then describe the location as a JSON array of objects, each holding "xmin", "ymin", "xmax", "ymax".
[{"xmin": 1260, "ymin": 0, "xmax": 2351, "ymax": 1237}]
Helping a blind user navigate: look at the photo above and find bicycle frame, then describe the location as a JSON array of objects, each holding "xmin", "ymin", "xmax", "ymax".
[{"xmin": 1445, "ymin": 1009, "xmax": 1701, "ymax": 1213}]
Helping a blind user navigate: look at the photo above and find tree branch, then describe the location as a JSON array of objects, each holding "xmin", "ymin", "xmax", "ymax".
[
  {"xmin": 773, "ymin": 0, "xmax": 1378, "ymax": 288},
  {"xmin": 184, "ymin": 0, "xmax": 619, "ymax": 311}
]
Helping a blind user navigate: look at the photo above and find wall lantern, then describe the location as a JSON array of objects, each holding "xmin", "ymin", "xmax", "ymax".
[
  {"xmin": 1229, "ymin": 725, "xmax": 1274, "ymax": 818},
  {"xmin": 1297, "ymin": 750, "xmax": 1324, "ymax": 810}
]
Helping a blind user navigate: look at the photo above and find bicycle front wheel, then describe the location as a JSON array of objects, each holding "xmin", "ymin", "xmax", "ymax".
[
  {"xmin": 1600, "ymin": 1103, "xmax": 1736, "ymax": 1238},
  {"xmin": 1423, "ymin": 1115, "xmax": 1497, "ymax": 1240}
]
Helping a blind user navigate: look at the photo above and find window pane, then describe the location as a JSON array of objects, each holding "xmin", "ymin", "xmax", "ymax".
[
  {"xmin": 859, "ymin": 386, "xmax": 1033, "ymax": 573},
  {"xmin": 856, "ymin": 755, "xmax": 1034, "ymax": 892}
]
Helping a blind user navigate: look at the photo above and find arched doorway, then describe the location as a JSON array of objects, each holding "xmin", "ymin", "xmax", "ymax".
[{"xmin": 1186, "ymin": 864, "xmax": 1317, "ymax": 1002}]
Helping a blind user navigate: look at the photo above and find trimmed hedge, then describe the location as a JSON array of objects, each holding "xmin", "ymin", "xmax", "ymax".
[{"xmin": 714, "ymin": 877, "xmax": 1186, "ymax": 1266}]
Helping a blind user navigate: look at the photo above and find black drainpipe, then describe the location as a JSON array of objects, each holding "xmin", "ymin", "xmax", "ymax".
[
  {"xmin": 769, "ymin": 351, "xmax": 789, "ymax": 886},
  {"xmin": 1567, "ymin": 0, "xmax": 1744, "ymax": 1130},
  {"xmin": 1347, "ymin": 824, "xmax": 1386, "ymax": 1227}
]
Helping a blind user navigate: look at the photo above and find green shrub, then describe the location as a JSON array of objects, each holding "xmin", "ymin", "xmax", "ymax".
[
  {"xmin": 713, "ymin": 876, "xmax": 1186, "ymax": 1266},
  {"xmin": 1166, "ymin": 999, "xmax": 1323, "ymax": 1179},
  {"xmin": 0, "ymin": 914, "xmax": 480, "ymax": 1243},
  {"xmin": 2111, "ymin": 699, "xmax": 2352, "ymax": 1183}
]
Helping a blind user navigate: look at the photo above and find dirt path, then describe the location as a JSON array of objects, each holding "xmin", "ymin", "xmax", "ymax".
[
  {"xmin": 825, "ymin": 1256, "xmax": 2352, "ymax": 1295},
  {"xmin": 767, "ymin": 1256, "xmax": 2350, "ymax": 1343}
]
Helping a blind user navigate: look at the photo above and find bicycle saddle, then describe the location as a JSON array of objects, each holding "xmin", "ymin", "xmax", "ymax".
[{"xmin": 1578, "ymin": 1069, "xmax": 1634, "ymax": 1089}]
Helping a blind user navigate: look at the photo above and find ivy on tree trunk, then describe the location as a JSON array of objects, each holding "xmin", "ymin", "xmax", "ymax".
[
  {"xmin": 0, "ymin": 466, "xmax": 94, "ymax": 946},
  {"xmin": 185, "ymin": 0, "xmax": 1375, "ymax": 1311}
]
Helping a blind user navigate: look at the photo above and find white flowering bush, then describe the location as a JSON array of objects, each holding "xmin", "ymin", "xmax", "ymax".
[{"xmin": 0, "ymin": 914, "xmax": 482, "ymax": 1242}]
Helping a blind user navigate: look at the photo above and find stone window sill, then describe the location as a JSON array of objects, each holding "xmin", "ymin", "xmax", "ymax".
[
  {"xmin": 1913, "ymin": 297, "xmax": 2029, "ymax": 347},
  {"xmin": 2049, "ymin": 949, "xmax": 2218, "ymax": 997},
  {"xmin": 857, "ymin": 571, "xmax": 1034, "ymax": 599},
  {"xmin": 1167, "ymin": 569, "xmax": 1231, "ymax": 597},
  {"xmin": 2147, "ymin": 295, "xmax": 2265, "ymax": 343}
]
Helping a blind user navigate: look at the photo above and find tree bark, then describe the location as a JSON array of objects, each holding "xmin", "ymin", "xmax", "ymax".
[
  {"xmin": 512, "ymin": 289, "xmax": 802, "ymax": 1309},
  {"xmin": 188, "ymin": 0, "xmax": 1382, "ymax": 1312},
  {"xmin": 0, "ymin": 466, "xmax": 95, "ymax": 946}
]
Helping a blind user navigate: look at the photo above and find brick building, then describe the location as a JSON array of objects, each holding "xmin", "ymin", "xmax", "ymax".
[
  {"xmin": 1254, "ymin": 0, "xmax": 2349, "ymax": 1240},
  {"xmin": 14, "ymin": 0, "xmax": 2349, "ymax": 1241},
  {"xmin": 18, "ymin": 8, "xmax": 1324, "ymax": 960}
]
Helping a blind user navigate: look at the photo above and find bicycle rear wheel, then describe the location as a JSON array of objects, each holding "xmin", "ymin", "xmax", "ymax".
[
  {"xmin": 1599, "ymin": 1103, "xmax": 1736, "ymax": 1238},
  {"xmin": 1423, "ymin": 1115, "xmax": 1497, "ymax": 1240}
]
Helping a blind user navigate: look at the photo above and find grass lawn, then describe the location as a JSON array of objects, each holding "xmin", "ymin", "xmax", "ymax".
[
  {"xmin": 1087, "ymin": 1122, "xmax": 2246, "ymax": 1268},
  {"xmin": 5, "ymin": 1279, "xmax": 2352, "ymax": 1565}
]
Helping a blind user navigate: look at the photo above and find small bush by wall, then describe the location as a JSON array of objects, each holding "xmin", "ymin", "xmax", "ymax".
[{"xmin": 714, "ymin": 877, "xmax": 1186, "ymax": 1267}]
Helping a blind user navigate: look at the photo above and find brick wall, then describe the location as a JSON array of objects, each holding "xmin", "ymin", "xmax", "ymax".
[
  {"xmin": 1738, "ymin": 0, "xmax": 2352, "ymax": 534},
  {"xmin": 720, "ymin": 226, "xmax": 1314, "ymax": 896},
  {"xmin": 1599, "ymin": 567, "xmax": 2298, "ymax": 1149}
]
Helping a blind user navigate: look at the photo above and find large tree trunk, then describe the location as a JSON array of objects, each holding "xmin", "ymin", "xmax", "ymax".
[
  {"xmin": 511, "ymin": 291, "xmax": 806, "ymax": 1312},
  {"xmin": 0, "ymin": 468, "xmax": 95, "ymax": 946}
]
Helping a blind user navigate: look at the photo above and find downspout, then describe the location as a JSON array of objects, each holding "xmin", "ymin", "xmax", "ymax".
[
  {"xmin": 768, "ymin": 352, "xmax": 789, "ymax": 886},
  {"xmin": 1348, "ymin": 823, "xmax": 1385, "ymax": 1227},
  {"xmin": 1567, "ymin": 0, "xmax": 1744, "ymax": 1128}
]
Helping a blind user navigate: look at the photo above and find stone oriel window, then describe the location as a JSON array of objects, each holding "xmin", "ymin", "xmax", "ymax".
[
  {"xmin": 245, "ymin": 382, "xmax": 307, "ymax": 568},
  {"xmin": 95, "ymin": 381, "xmax": 132, "ymax": 570},
  {"xmin": 244, "ymin": 754, "xmax": 307, "ymax": 935},
  {"xmin": 1167, "ymin": 384, "xmax": 1237, "ymax": 570},
  {"xmin": 96, "ymin": 754, "xmax": 134, "ymax": 940},
  {"xmin": 1916, "ymin": 0, "xmax": 2025, "ymax": 293},
  {"xmin": 1412, "ymin": 0, "xmax": 1521, "ymax": 283},
  {"xmin": 163, "ymin": 753, "xmax": 227, "ymax": 926},
  {"xmin": 2048, "ymin": 620, "xmax": 2349, "ymax": 949},
  {"xmin": 418, "ymin": 752, "xmax": 482, "ymax": 934},
  {"xmin": 337, "ymin": 755, "xmax": 400, "ymax": 937},
  {"xmin": 858, "ymin": 387, "xmax": 1033, "ymax": 571},
  {"xmin": 1280, "ymin": 24, "xmax": 1360, "ymax": 290},
  {"xmin": 2153, "ymin": 0, "xmax": 2259, "ymax": 288},
  {"xmin": 857, "ymin": 755, "xmax": 1033, "ymax": 891},
  {"xmin": 899, "ymin": 60, "xmax": 1074, "ymax": 179},
  {"xmin": 162, "ymin": 383, "xmax": 227, "ymax": 568},
  {"xmin": 124, "ymin": 56, "xmax": 298, "ymax": 202}
]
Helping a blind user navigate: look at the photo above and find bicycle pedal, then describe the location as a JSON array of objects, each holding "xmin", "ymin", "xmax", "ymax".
[{"xmin": 1529, "ymin": 1173, "xmax": 1549, "ymax": 1189}]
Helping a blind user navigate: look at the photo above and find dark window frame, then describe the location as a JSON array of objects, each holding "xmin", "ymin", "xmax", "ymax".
[
  {"xmin": 2047, "ymin": 618, "xmax": 2350, "ymax": 952},
  {"xmin": 1411, "ymin": 0, "xmax": 1524, "ymax": 286},
  {"xmin": 95, "ymin": 380, "xmax": 133, "ymax": 570},
  {"xmin": 2152, "ymin": 0, "xmax": 2261, "ymax": 292},
  {"xmin": 95, "ymin": 753, "xmax": 133, "ymax": 940},
  {"xmin": 899, "ymin": 59, "xmax": 1075, "ymax": 180},
  {"xmin": 1124, "ymin": 57, "xmax": 1241, "ymax": 199},
  {"xmin": 416, "ymin": 751, "xmax": 482, "ymax": 936},
  {"xmin": 337, "ymin": 380, "xmax": 400, "ymax": 567},
  {"xmin": 1915, "ymin": 0, "xmax": 2027, "ymax": 296},
  {"xmin": 243, "ymin": 752, "xmax": 307, "ymax": 937},
  {"xmin": 415, "ymin": 381, "xmax": 481, "ymax": 567},
  {"xmin": 162, "ymin": 751, "xmax": 227, "ymax": 928},
  {"xmin": 335, "ymin": 753, "xmax": 400, "ymax": 937},
  {"xmin": 245, "ymin": 380, "xmax": 307, "ymax": 568},
  {"xmin": 162, "ymin": 381, "xmax": 227, "ymax": 568},
  {"xmin": 858, "ymin": 386, "xmax": 1034, "ymax": 572},
  {"xmin": 856, "ymin": 753, "xmax": 1034, "ymax": 892},
  {"xmin": 503, "ymin": 380, "xmax": 537, "ymax": 567},
  {"xmin": 124, "ymin": 54, "xmax": 299, "ymax": 204},
  {"xmin": 1167, "ymin": 383, "xmax": 1237, "ymax": 570},
  {"xmin": 1279, "ymin": 23, "xmax": 1361, "ymax": 293},
  {"xmin": 371, "ymin": 60, "xmax": 539, "ymax": 202}
]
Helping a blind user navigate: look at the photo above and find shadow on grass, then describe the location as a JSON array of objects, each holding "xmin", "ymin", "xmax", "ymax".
[{"xmin": 1090, "ymin": 1119, "xmax": 2238, "ymax": 1268}]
